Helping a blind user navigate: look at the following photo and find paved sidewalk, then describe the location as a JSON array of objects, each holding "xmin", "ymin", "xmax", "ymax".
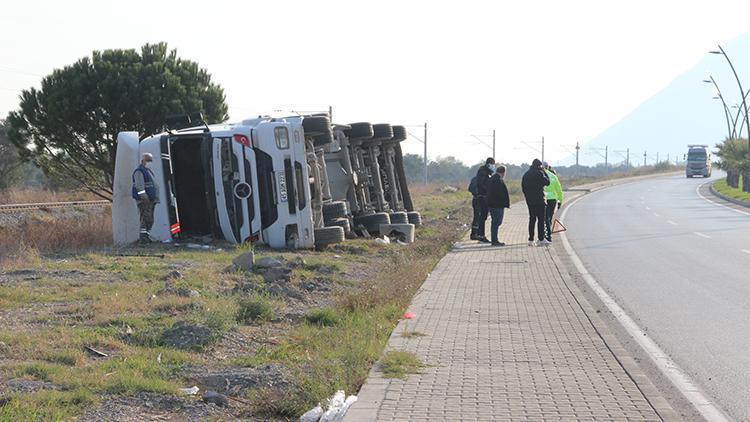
[{"xmin": 345, "ymin": 199, "xmax": 675, "ymax": 421}]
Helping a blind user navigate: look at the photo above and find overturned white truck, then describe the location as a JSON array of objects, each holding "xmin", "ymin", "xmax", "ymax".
[{"xmin": 112, "ymin": 114, "xmax": 420, "ymax": 249}]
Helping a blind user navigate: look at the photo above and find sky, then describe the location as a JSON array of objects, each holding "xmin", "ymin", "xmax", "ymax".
[{"xmin": 2, "ymin": 0, "xmax": 750, "ymax": 166}]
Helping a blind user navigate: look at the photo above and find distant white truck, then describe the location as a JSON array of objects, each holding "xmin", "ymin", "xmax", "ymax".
[
  {"xmin": 685, "ymin": 145, "xmax": 712, "ymax": 178},
  {"xmin": 112, "ymin": 114, "xmax": 343, "ymax": 249}
]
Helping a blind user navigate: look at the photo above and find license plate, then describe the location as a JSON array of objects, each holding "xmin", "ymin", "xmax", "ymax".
[{"xmin": 278, "ymin": 173, "xmax": 288, "ymax": 202}]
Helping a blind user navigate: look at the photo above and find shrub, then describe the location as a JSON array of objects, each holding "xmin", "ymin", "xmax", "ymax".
[
  {"xmin": 305, "ymin": 308, "xmax": 339, "ymax": 327},
  {"xmin": 237, "ymin": 295, "xmax": 276, "ymax": 324}
]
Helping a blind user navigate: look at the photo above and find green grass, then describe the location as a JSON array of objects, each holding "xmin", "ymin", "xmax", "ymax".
[
  {"xmin": 304, "ymin": 308, "xmax": 340, "ymax": 327},
  {"xmin": 714, "ymin": 178, "xmax": 750, "ymax": 203},
  {"xmin": 237, "ymin": 294, "xmax": 278, "ymax": 324},
  {"xmin": 380, "ymin": 351, "xmax": 427, "ymax": 378}
]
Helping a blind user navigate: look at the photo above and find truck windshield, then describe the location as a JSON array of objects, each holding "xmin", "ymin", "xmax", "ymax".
[{"xmin": 688, "ymin": 151, "xmax": 706, "ymax": 161}]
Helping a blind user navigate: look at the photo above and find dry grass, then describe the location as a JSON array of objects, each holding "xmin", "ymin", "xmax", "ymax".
[
  {"xmin": 0, "ymin": 188, "xmax": 100, "ymax": 205},
  {"xmin": 0, "ymin": 210, "xmax": 111, "ymax": 265}
]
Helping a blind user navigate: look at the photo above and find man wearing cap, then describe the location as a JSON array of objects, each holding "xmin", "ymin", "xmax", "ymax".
[
  {"xmin": 132, "ymin": 153, "xmax": 160, "ymax": 243},
  {"xmin": 474, "ymin": 157, "xmax": 496, "ymax": 243}
]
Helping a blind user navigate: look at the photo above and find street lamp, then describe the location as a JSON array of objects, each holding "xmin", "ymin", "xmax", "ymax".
[
  {"xmin": 703, "ymin": 77, "xmax": 734, "ymax": 139},
  {"xmin": 710, "ymin": 45, "xmax": 750, "ymax": 150}
]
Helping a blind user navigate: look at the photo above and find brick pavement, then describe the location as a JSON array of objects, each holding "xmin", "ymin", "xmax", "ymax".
[{"xmin": 345, "ymin": 199, "xmax": 676, "ymax": 421}]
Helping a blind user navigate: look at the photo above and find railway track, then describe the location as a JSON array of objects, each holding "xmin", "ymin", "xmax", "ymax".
[{"xmin": 0, "ymin": 200, "xmax": 111, "ymax": 213}]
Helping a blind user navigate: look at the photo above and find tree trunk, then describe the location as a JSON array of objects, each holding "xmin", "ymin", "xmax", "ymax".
[{"xmin": 743, "ymin": 172, "xmax": 750, "ymax": 193}]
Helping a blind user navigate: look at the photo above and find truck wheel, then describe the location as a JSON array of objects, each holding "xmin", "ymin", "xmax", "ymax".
[
  {"xmin": 372, "ymin": 124, "xmax": 394, "ymax": 142},
  {"xmin": 407, "ymin": 211, "xmax": 422, "ymax": 227},
  {"xmin": 314, "ymin": 226, "xmax": 345, "ymax": 249},
  {"xmin": 348, "ymin": 122, "xmax": 374, "ymax": 140},
  {"xmin": 313, "ymin": 132, "xmax": 334, "ymax": 147},
  {"xmin": 389, "ymin": 211, "xmax": 408, "ymax": 224},
  {"xmin": 327, "ymin": 217, "xmax": 351, "ymax": 233},
  {"xmin": 391, "ymin": 125, "xmax": 407, "ymax": 142},
  {"xmin": 303, "ymin": 116, "xmax": 331, "ymax": 137},
  {"xmin": 353, "ymin": 212, "xmax": 390, "ymax": 234},
  {"xmin": 323, "ymin": 201, "xmax": 349, "ymax": 221}
]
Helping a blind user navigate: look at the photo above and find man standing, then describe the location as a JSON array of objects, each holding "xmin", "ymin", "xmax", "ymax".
[
  {"xmin": 543, "ymin": 162, "xmax": 563, "ymax": 243},
  {"xmin": 468, "ymin": 175, "xmax": 480, "ymax": 240},
  {"xmin": 521, "ymin": 158, "xmax": 550, "ymax": 246},
  {"xmin": 132, "ymin": 153, "xmax": 160, "ymax": 243},
  {"xmin": 486, "ymin": 165, "xmax": 510, "ymax": 246},
  {"xmin": 474, "ymin": 157, "xmax": 495, "ymax": 243}
]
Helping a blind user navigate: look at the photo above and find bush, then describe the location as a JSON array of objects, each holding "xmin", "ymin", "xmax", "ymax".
[
  {"xmin": 305, "ymin": 308, "xmax": 339, "ymax": 327},
  {"xmin": 237, "ymin": 295, "xmax": 276, "ymax": 324}
]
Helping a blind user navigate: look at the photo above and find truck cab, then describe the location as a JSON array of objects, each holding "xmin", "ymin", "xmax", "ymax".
[{"xmin": 686, "ymin": 145, "xmax": 712, "ymax": 178}]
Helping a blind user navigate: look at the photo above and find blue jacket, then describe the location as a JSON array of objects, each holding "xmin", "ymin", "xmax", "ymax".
[{"xmin": 132, "ymin": 165, "xmax": 158, "ymax": 201}]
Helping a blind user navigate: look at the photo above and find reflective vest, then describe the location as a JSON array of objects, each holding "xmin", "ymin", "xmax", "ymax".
[{"xmin": 132, "ymin": 166, "xmax": 157, "ymax": 201}]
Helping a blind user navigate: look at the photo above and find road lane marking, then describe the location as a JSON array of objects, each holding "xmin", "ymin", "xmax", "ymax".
[
  {"xmin": 561, "ymin": 187, "xmax": 731, "ymax": 422},
  {"xmin": 694, "ymin": 232, "xmax": 711, "ymax": 239},
  {"xmin": 696, "ymin": 181, "xmax": 750, "ymax": 216},
  {"xmin": 667, "ymin": 220, "xmax": 677, "ymax": 225},
  {"xmin": 653, "ymin": 212, "xmax": 660, "ymax": 217},
  {"xmin": 742, "ymin": 249, "xmax": 750, "ymax": 255},
  {"xmin": 645, "ymin": 206, "xmax": 651, "ymax": 210}
]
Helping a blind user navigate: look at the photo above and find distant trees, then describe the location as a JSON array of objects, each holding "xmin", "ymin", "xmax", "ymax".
[
  {"xmin": 715, "ymin": 137, "xmax": 750, "ymax": 191},
  {"xmin": 5, "ymin": 42, "xmax": 229, "ymax": 199}
]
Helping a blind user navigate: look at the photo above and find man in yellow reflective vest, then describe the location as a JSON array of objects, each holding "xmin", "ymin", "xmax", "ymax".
[{"xmin": 543, "ymin": 162, "xmax": 563, "ymax": 243}]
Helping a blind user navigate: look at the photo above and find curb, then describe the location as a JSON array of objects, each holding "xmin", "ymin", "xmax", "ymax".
[{"xmin": 708, "ymin": 182, "xmax": 750, "ymax": 209}]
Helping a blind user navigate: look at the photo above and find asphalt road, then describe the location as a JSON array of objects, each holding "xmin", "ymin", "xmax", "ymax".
[{"xmin": 564, "ymin": 173, "xmax": 750, "ymax": 421}]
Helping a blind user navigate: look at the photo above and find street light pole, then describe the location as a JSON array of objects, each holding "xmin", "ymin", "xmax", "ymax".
[
  {"xmin": 492, "ymin": 129, "xmax": 496, "ymax": 159},
  {"xmin": 644, "ymin": 151, "xmax": 647, "ymax": 167},
  {"xmin": 703, "ymin": 77, "xmax": 734, "ymax": 138},
  {"xmin": 710, "ymin": 45, "xmax": 750, "ymax": 149},
  {"xmin": 575, "ymin": 142, "xmax": 580, "ymax": 166}
]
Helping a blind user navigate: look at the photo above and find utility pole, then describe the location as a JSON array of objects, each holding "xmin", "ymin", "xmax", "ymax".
[
  {"xmin": 541, "ymin": 136, "xmax": 545, "ymax": 162},
  {"xmin": 328, "ymin": 105, "xmax": 333, "ymax": 121},
  {"xmin": 626, "ymin": 148, "xmax": 630, "ymax": 167},
  {"xmin": 644, "ymin": 151, "xmax": 647, "ymax": 167},
  {"xmin": 575, "ymin": 142, "xmax": 580, "ymax": 166},
  {"xmin": 667, "ymin": 153, "xmax": 670, "ymax": 163},
  {"xmin": 605, "ymin": 145, "xmax": 608, "ymax": 169},
  {"xmin": 423, "ymin": 122, "xmax": 428, "ymax": 185},
  {"xmin": 657, "ymin": 152, "xmax": 660, "ymax": 163},
  {"xmin": 492, "ymin": 129, "xmax": 496, "ymax": 158}
]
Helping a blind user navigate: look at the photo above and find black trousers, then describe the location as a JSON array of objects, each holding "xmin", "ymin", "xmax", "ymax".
[
  {"xmin": 470, "ymin": 196, "xmax": 479, "ymax": 237},
  {"xmin": 476, "ymin": 196, "xmax": 489, "ymax": 238},
  {"xmin": 545, "ymin": 199, "xmax": 557, "ymax": 241},
  {"xmin": 527, "ymin": 202, "xmax": 546, "ymax": 241}
]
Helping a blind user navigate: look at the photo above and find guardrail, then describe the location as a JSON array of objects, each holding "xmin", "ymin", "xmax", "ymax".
[{"xmin": 0, "ymin": 200, "xmax": 111, "ymax": 213}]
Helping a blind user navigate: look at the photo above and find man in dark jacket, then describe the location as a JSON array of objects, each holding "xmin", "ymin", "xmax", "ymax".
[
  {"xmin": 468, "ymin": 175, "xmax": 479, "ymax": 240},
  {"xmin": 474, "ymin": 157, "xmax": 495, "ymax": 243},
  {"xmin": 521, "ymin": 158, "xmax": 550, "ymax": 246},
  {"xmin": 486, "ymin": 165, "xmax": 510, "ymax": 246}
]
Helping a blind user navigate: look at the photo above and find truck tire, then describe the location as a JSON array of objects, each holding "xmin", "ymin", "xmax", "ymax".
[
  {"xmin": 407, "ymin": 211, "xmax": 422, "ymax": 226},
  {"xmin": 348, "ymin": 122, "xmax": 374, "ymax": 140},
  {"xmin": 314, "ymin": 226, "xmax": 345, "ymax": 249},
  {"xmin": 327, "ymin": 217, "xmax": 351, "ymax": 233},
  {"xmin": 323, "ymin": 201, "xmax": 348, "ymax": 221},
  {"xmin": 372, "ymin": 124, "xmax": 394, "ymax": 142},
  {"xmin": 313, "ymin": 132, "xmax": 334, "ymax": 147},
  {"xmin": 391, "ymin": 125, "xmax": 407, "ymax": 142},
  {"xmin": 389, "ymin": 211, "xmax": 408, "ymax": 224},
  {"xmin": 353, "ymin": 212, "xmax": 390, "ymax": 234},
  {"xmin": 303, "ymin": 116, "xmax": 331, "ymax": 137}
]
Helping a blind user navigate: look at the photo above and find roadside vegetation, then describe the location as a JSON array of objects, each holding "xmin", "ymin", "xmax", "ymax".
[{"xmin": 713, "ymin": 178, "xmax": 750, "ymax": 203}]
